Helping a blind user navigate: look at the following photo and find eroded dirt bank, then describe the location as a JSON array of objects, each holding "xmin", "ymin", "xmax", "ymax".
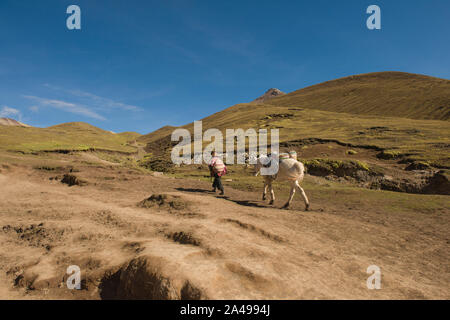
[{"xmin": 0, "ymin": 160, "xmax": 449, "ymax": 299}]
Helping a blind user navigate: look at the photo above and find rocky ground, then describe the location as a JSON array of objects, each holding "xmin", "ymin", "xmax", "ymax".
[{"xmin": 0, "ymin": 150, "xmax": 449, "ymax": 300}]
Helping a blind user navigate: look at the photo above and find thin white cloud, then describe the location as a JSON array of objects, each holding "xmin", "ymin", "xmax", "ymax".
[
  {"xmin": 0, "ymin": 106, "xmax": 22, "ymax": 120},
  {"xmin": 23, "ymin": 95, "xmax": 106, "ymax": 121},
  {"xmin": 43, "ymin": 84, "xmax": 142, "ymax": 112},
  {"xmin": 29, "ymin": 106, "xmax": 39, "ymax": 112},
  {"xmin": 68, "ymin": 89, "xmax": 141, "ymax": 111}
]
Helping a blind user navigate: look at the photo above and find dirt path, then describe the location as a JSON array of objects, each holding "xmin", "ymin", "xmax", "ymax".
[{"xmin": 0, "ymin": 164, "xmax": 448, "ymax": 299}]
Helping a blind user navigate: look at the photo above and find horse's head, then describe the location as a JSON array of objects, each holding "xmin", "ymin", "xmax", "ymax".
[{"xmin": 253, "ymin": 155, "xmax": 271, "ymax": 176}]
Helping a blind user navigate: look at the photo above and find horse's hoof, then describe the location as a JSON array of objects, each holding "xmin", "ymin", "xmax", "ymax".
[
  {"xmin": 305, "ymin": 204, "xmax": 310, "ymax": 211},
  {"xmin": 269, "ymin": 200, "xmax": 274, "ymax": 205},
  {"xmin": 282, "ymin": 204, "xmax": 290, "ymax": 210},
  {"xmin": 262, "ymin": 196, "xmax": 266, "ymax": 201}
]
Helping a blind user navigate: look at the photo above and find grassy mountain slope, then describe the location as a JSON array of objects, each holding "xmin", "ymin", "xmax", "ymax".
[
  {"xmin": 137, "ymin": 125, "xmax": 177, "ymax": 144},
  {"xmin": 116, "ymin": 131, "xmax": 141, "ymax": 142},
  {"xmin": 144, "ymin": 104, "xmax": 450, "ymax": 166},
  {"xmin": 139, "ymin": 72, "xmax": 450, "ymax": 167},
  {"xmin": 0, "ymin": 122, "xmax": 140, "ymax": 153},
  {"xmin": 265, "ymin": 72, "xmax": 450, "ymax": 121}
]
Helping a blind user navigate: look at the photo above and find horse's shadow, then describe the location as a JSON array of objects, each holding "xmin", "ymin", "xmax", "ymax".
[
  {"xmin": 175, "ymin": 187, "xmax": 267, "ymax": 208},
  {"xmin": 227, "ymin": 199, "xmax": 268, "ymax": 208},
  {"xmin": 175, "ymin": 187, "xmax": 269, "ymax": 208},
  {"xmin": 175, "ymin": 187, "xmax": 212, "ymax": 194}
]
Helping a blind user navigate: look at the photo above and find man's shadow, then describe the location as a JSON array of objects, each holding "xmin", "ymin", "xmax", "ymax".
[
  {"xmin": 175, "ymin": 187, "xmax": 212, "ymax": 194},
  {"xmin": 175, "ymin": 187, "xmax": 268, "ymax": 208}
]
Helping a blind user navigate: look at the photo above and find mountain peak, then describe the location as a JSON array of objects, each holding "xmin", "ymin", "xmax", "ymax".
[
  {"xmin": 252, "ymin": 88, "xmax": 286, "ymax": 103},
  {"xmin": 0, "ymin": 117, "xmax": 31, "ymax": 127}
]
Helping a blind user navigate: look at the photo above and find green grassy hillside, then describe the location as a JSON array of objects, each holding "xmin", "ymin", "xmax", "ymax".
[
  {"xmin": 0, "ymin": 122, "xmax": 140, "ymax": 153},
  {"xmin": 1, "ymin": 72, "xmax": 448, "ymax": 168},
  {"xmin": 265, "ymin": 72, "xmax": 450, "ymax": 121},
  {"xmin": 139, "ymin": 72, "xmax": 450, "ymax": 168},
  {"xmin": 142, "ymin": 104, "xmax": 450, "ymax": 167},
  {"xmin": 137, "ymin": 125, "xmax": 176, "ymax": 145}
]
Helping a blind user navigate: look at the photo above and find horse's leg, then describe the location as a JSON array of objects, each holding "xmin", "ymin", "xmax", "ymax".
[
  {"xmin": 295, "ymin": 180, "xmax": 310, "ymax": 211},
  {"xmin": 269, "ymin": 181, "xmax": 275, "ymax": 205},
  {"xmin": 282, "ymin": 181, "xmax": 296, "ymax": 209},
  {"xmin": 262, "ymin": 181, "xmax": 268, "ymax": 201}
]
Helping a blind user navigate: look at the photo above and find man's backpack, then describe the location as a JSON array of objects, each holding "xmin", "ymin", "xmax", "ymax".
[{"xmin": 211, "ymin": 157, "xmax": 226, "ymax": 176}]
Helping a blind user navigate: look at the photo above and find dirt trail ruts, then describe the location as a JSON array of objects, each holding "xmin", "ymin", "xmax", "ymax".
[{"xmin": 0, "ymin": 166, "xmax": 448, "ymax": 300}]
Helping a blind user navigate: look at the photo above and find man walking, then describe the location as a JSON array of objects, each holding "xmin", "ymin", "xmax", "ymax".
[{"xmin": 208, "ymin": 151, "xmax": 226, "ymax": 195}]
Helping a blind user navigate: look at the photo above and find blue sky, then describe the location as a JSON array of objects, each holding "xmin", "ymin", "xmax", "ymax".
[{"xmin": 0, "ymin": 0, "xmax": 449, "ymax": 133}]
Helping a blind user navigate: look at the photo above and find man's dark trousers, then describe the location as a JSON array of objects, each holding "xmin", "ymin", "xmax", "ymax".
[{"xmin": 212, "ymin": 173, "xmax": 224, "ymax": 192}]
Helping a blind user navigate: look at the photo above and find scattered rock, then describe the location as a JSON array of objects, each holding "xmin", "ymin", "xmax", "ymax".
[
  {"xmin": 262, "ymin": 113, "xmax": 294, "ymax": 120},
  {"xmin": 422, "ymin": 170, "xmax": 450, "ymax": 195},
  {"xmin": 368, "ymin": 126, "xmax": 391, "ymax": 133},
  {"xmin": 166, "ymin": 231, "xmax": 201, "ymax": 246},
  {"xmin": 138, "ymin": 194, "xmax": 190, "ymax": 210},
  {"xmin": 252, "ymin": 88, "xmax": 286, "ymax": 103},
  {"xmin": 1, "ymin": 223, "xmax": 65, "ymax": 250},
  {"xmin": 303, "ymin": 159, "xmax": 379, "ymax": 180},
  {"xmin": 405, "ymin": 161, "xmax": 431, "ymax": 171},
  {"xmin": 139, "ymin": 156, "xmax": 174, "ymax": 173},
  {"xmin": 61, "ymin": 174, "xmax": 86, "ymax": 186},
  {"xmin": 370, "ymin": 170, "xmax": 449, "ymax": 195},
  {"xmin": 377, "ymin": 150, "xmax": 403, "ymax": 160}
]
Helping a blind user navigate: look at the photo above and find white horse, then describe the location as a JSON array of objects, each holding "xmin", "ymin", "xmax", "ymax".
[{"xmin": 254, "ymin": 155, "xmax": 310, "ymax": 210}]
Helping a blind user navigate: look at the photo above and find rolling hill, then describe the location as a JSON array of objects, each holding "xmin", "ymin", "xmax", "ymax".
[
  {"xmin": 1, "ymin": 72, "xmax": 449, "ymax": 166},
  {"xmin": 265, "ymin": 72, "xmax": 450, "ymax": 121},
  {"xmin": 138, "ymin": 72, "xmax": 450, "ymax": 168},
  {"xmin": 137, "ymin": 125, "xmax": 177, "ymax": 145},
  {"xmin": 0, "ymin": 121, "xmax": 141, "ymax": 153}
]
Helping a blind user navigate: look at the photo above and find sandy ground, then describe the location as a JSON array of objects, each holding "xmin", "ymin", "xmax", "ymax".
[{"xmin": 0, "ymin": 157, "xmax": 449, "ymax": 300}]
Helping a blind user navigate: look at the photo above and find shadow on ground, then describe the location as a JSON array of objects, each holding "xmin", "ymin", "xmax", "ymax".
[
  {"xmin": 176, "ymin": 188, "xmax": 270, "ymax": 208},
  {"xmin": 175, "ymin": 187, "xmax": 212, "ymax": 194},
  {"xmin": 227, "ymin": 199, "xmax": 269, "ymax": 208}
]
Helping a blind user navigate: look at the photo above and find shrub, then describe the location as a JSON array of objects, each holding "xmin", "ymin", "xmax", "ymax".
[
  {"xmin": 377, "ymin": 150, "xmax": 402, "ymax": 160},
  {"xmin": 139, "ymin": 155, "xmax": 174, "ymax": 173}
]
